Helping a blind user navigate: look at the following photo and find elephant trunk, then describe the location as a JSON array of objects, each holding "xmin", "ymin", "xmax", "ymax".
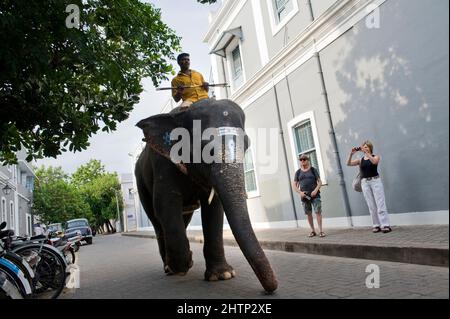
[{"xmin": 212, "ymin": 163, "xmax": 278, "ymax": 293}]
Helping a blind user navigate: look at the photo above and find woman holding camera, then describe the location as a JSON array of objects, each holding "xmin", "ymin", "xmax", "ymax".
[{"xmin": 347, "ymin": 141, "xmax": 392, "ymax": 233}]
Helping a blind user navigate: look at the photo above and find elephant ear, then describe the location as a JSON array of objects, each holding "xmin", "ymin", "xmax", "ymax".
[{"xmin": 136, "ymin": 113, "xmax": 183, "ymax": 159}]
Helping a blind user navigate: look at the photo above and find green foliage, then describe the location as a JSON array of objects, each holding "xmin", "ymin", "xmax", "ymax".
[
  {"xmin": 32, "ymin": 160, "xmax": 123, "ymax": 231},
  {"xmin": 72, "ymin": 159, "xmax": 123, "ymax": 229},
  {"xmin": 33, "ymin": 166, "xmax": 92, "ymax": 224},
  {"xmin": 71, "ymin": 159, "xmax": 105, "ymax": 188},
  {"xmin": 0, "ymin": 0, "xmax": 181, "ymax": 164}
]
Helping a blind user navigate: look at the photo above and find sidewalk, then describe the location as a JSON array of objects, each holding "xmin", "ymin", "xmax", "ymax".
[{"xmin": 122, "ymin": 225, "xmax": 449, "ymax": 267}]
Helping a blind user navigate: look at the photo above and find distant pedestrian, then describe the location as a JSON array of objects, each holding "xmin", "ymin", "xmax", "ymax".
[
  {"xmin": 292, "ymin": 154, "xmax": 325, "ymax": 238},
  {"xmin": 347, "ymin": 140, "xmax": 392, "ymax": 233},
  {"xmin": 33, "ymin": 223, "xmax": 45, "ymax": 236}
]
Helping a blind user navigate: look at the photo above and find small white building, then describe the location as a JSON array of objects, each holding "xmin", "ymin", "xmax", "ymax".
[
  {"xmin": 119, "ymin": 173, "xmax": 139, "ymax": 232},
  {"xmin": 0, "ymin": 149, "xmax": 36, "ymax": 236}
]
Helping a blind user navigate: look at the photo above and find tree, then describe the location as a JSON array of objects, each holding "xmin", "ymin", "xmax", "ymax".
[
  {"xmin": 82, "ymin": 173, "xmax": 123, "ymax": 234},
  {"xmin": 72, "ymin": 159, "xmax": 123, "ymax": 233},
  {"xmin": 71, "ymin": 159, "xmax": 105, "ymax": 188},
  {"xmin": 33, "ymin": 166, "xmax": 92, "ymax": 225},
  {"xmin": 0, "ymin": 0, "xmax": 181, "ymax": 164}
]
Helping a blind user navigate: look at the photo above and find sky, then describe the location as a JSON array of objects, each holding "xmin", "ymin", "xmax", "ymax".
[{"xmin": 37, "ymin": 0, "xmax": 222, "ymax": 175}]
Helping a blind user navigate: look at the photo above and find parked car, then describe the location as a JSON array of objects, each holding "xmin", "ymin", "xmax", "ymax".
[
  {"xmin": 64, "ymin": 218, "xmax": 93, "ymax": 245},
  {"xmin": 47, "ymin": 223, "xmax": 64, "ymax": 236}
]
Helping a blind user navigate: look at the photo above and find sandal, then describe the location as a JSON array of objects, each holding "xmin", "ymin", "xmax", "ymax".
[
  {"xmin": 308, "ymin": 231, "xmax": 317, "ymax": 238},
  {"xmin": 382, "ymin": 226, "xmax": 392, "ymax": 233},
  {"xmin": 372, "ymin": 227, "xmax": 381, "ymax": 233},
  {"xmin": 319, "ymin": 232, "xmax": 326, "ymax": 238}
]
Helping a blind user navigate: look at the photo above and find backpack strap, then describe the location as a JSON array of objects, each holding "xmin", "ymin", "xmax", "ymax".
[{"xmin": 311, "ymin": 167, "xmax": 320, "ymax": 181}]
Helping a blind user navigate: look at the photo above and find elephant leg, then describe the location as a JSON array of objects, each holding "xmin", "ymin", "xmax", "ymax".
[
  {"xmin": 136, "ymin": 177, "xmax": 169, "ymax": 272},
  {"xmin": 200, "ymin": 195, "xmax": 235, "ymax": 281},
  {"xmin": 154, "ymin": 192, "xmax": 193, "ymax": 275},
  {"xmin": 183, "ymin": 212, "xmax": 194, "ymax": 228}
]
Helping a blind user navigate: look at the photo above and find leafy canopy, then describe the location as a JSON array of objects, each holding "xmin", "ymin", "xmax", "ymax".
[
  {"xmin": 72, "ymin": 159, "xmax": 123, "ymax": 229},
  {"xmin": 33, "ymin": 166, "xmax": 92, "ymax": 225},
  {"xmin": 0, "ymin": 0, "xmax": 181, "ymax": 164}
]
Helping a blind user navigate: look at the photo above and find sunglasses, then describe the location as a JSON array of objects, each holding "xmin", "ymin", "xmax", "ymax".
[{"xmin": 299, "ymin": 158, "xmax": 308, "ymax": 161}]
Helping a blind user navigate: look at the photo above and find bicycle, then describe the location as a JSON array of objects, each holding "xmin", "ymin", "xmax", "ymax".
[
  {"xmin": 0, "ymin": 222, "xmax": 34, "ymax": 299},
  {"xmin": 1, "ymin": 222, "xmax": 68, "ymax": 299}
]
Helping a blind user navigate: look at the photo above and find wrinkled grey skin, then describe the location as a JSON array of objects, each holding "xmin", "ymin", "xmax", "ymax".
[{"xmin": 135, "ymin": 99, "xmax": 278, "ymax": 293}]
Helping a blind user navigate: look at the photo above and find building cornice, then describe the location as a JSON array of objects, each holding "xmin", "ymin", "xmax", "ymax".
[
  {"xmin": 204, "ymin": 0, "xmax": 249, "ymax": 48},
  {"xmin": 228, "ymin": 0, "xmax": 380, "ymax": 107}
]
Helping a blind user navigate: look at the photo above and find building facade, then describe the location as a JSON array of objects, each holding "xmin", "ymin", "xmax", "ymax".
[
  {"xmin": 202, "ymin": 0, "xmax": 449, "ymax": 227},
  {"xmin": 0, "ymin": 149, "xmax": 36, "ymax": 235},
  {"xmin": 119, "ymin": 173, "xmax": 138, "ymax": 232}
]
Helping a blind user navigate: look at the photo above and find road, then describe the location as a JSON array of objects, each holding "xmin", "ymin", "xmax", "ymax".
[{"xmin": 61, "ymin": 233, "xmax": 449, "ymax": 299}]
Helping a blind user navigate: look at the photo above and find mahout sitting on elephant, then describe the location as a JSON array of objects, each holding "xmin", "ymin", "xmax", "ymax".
[{"xmin": 135, "ymin": 98, "xmax": 278, "ymax": 293}]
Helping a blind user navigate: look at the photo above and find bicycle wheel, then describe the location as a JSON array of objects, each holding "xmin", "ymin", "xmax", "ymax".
[
  {"xmin": 0, "ymin": 258, "xmax": 32, "ymax": 299},
  {"xmin": 0, "ymin": 268, "xmax": 23, "ymax": 299},
  {"xmin": 2, "ymin": 251, "xmax": 35, "ymax": 289},
  {"xmin": 13, "ymin": 244, "xmax": 67, "ymax": 299}
]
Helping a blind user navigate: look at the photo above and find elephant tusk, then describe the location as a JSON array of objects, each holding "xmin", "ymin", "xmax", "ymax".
[{"xmin": 208, "ymin": 188, "xmax": 215, "ymax": 205}]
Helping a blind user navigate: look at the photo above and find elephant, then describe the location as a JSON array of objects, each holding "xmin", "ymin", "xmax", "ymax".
[{"xmin": 135, "ymin": 98, "xmax": 278, "ymax": 293}]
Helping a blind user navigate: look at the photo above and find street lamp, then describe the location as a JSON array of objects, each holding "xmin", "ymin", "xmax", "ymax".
[{"xmin": 2, "ymin": 184, "xmax": 11, "ymax": 196}]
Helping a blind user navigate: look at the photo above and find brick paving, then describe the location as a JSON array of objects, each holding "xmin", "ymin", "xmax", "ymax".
[{"xmin": 61, "ymin": 233, "xmax": 449, "ymax": 299}]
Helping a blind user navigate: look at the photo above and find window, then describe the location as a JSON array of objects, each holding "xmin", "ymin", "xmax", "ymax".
[
  {"xmin": 231, "ymin": 46, "xmax": 244, "ymax": 88},
  {"xmin": 244, "ymin": 149, "xmax": 259, "ymax": 196},
  {"xmin": 267, "ymin": 0, "xmax": 299, "ymax": 35},
  {"xmin": 287, "ymin": 111, "xmax": 326, "ymax": 183},
  {"xmin": 26, "ymin": 176, "xmax": 34, "ymax": 191},
  {"xmin": 274, "ymin": 0, "xmax": 294, "ymax": 22},
  {"xmin": 294, "ymin": 121, "xmax": 319, "ymax": 174},
  {"xmin": 225, "ymin": 35, "xmax": 246, "ymax": 92},
  {"xmin": 1, "ymin": 198, "xmax": 6, "ymax": 223},
  {"xmin": 26, "ymin": 214, "xmax": 32, "ymax": 235},
  {"xmin": 9, "ymin": 201, "xmax": 14, "ymax": 229},
  {"xmin": 128, "ymin": 188, "xmax": 134, "ymax": 200}
]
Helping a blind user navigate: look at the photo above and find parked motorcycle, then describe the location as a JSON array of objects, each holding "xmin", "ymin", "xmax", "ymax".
[{"xmin": 48, "ymin": 231, "xmax": 82, "ymax": 264}]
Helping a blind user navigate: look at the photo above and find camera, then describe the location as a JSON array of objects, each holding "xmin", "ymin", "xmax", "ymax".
[{"xmin": 354, "ymin": 147, "xmax": 361, "ymax": 151}]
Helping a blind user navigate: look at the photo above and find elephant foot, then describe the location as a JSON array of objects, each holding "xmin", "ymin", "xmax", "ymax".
[
  {"xmin": 165, "ymin": 251, "xmax": 193, "ymax": 276},
  {"xmin": 205, "ymin": 264, "xmax": 236, "ymax": 281},
  {"xmin": 165, "ymin": 264, "xmax": 191, "ymax": 276}
]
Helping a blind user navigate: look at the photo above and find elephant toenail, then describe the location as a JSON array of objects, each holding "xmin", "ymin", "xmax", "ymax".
[
  {"xmin": 208, "ymin": 275, "xmax": 219, "ymax": 281},
  {"xmin": 221, "ymin": 272, "xmax": 232, "ymax": 280}
]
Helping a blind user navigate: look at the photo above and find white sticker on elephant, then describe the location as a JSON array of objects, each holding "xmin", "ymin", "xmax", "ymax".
[
  {"xmin": 218, "ymin": 127, "xmax": 239, "ymax": 136},
  {"xmin": 226, "ymin": 137, "xmax": 236, "ymax": 162}
]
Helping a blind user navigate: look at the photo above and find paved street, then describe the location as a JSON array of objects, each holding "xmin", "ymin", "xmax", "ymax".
[{"xmin": 61, "ymin": 233, "xmax": 449, "ymax": 299}]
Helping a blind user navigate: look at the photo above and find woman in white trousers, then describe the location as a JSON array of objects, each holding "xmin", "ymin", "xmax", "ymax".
[{"xmin": 347, "ymin": 141, "xmax": 392, "ymax": 233}]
